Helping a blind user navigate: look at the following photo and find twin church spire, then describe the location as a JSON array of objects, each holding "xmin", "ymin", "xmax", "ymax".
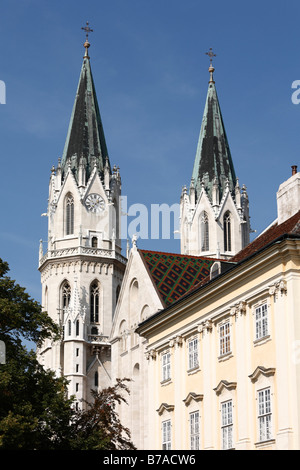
[
  {"xmin": 191, "ymin": 48, "xmax": 236, "ymax": 205},
  {"xmin": 61, "ymin": 22, "xmax": 110, "ymax": 184},
  {"xmin": 180, "ymin": 49, "xmax": 250, "ymax": 259}
]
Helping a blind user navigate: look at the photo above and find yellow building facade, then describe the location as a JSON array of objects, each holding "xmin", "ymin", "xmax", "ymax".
[{"xmin": 137, "ymin": 182, "xmax": 300, "ymax": 449}]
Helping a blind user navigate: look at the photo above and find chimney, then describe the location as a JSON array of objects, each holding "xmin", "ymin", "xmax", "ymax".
[
  {"xmin": 292, "ymin": 165, "xmax": 298, "ymax": 176},
  {"xmin": 277, "ymin": 166, "xmax": 300, "ymax": 224}
]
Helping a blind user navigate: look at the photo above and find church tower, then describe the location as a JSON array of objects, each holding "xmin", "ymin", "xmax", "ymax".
[
  {"xmin": 38, "ymin": 27, "xmax": 126, "ymax": 408},
  {"xmin": 180, "ymin": 50, "xmax": 250, "ymax": 259}
]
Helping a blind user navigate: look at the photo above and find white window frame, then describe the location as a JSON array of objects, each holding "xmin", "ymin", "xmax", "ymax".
[
  {"xmin": 188, "ymin": 337, "xmax": 199, "ymax": 371},
  {"xmin": 189, "ymin": 410, "xmax": 200, "ymax": 450},
  {"xmin": 258, "ymin": 387, "xmax": 272, "ymax": 442},
  {"xmin": 162, "ymin": 419, "xmax": 171, "ymax": 450},
  {"xmin": 162, "ymin": 351, "xmax": 171, "ymax": 382},
  {"xmin": 255, "ymin": 302, "xmax": 269, "ymax": 340},
  {"xmin": 219, "ymin": 321, "xmax": 231, "ymax": 356},
  {"xmin": 221, "ymin": 400, "xmax": 233, "ymax": 449}
]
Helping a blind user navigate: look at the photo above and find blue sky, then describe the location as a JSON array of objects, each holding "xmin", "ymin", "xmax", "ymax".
[{"xmin": 0, "ymin": 0, "xmax": 299, "ymax": 304}]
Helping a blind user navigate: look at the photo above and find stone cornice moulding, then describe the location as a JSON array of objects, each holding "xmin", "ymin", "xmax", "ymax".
[
  {"xmin": 183, "ymin": 392, "xmax": 204, "ymax": 406},
  {"xmin": 248, "ymin": 366, "xmax": 276, "ymax": 383},
  {"xmin": 156, "ymin": 403, "xmax": 175, "ymax": 416},
  {"xmin": 214, "ymin": 380, "xmax": 237, "ymax": 396}
]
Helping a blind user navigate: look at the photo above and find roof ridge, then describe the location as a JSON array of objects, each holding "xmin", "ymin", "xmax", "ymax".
[
  {"xmin": 231, "ymin": 209, "xmax": 300, "ymax": 262},
  {"xmin": 138, "ymin": 248, "xmax": 226, "ymax": 262}
]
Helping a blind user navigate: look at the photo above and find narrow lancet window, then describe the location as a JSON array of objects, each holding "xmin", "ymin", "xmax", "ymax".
[
  {"xmin": 90, "ymin": 281, "xmax": 100, "ymax": 323},
  {"xmin": 65, "ymin": 194, "xmax": 74, "ymax": 235},
  {"xmin": 200, "ymin": 212, "xmax": 209, "ymax": 251},
  {"xmin": 224, "ymin": 211, "xmax": 232, "ymax": 252}
]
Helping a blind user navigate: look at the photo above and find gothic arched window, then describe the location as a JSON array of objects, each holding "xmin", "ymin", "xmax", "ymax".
[
  {"xmin": 65, "ymin": 193, "xmax": 74, "ymax": 235},
  {"xmin": 200, "ymin": 211, "xmax": 209, "ymax": 251},
  {"xmin": 224, "ymin": 211, "xmax": 232, "ymax": 252},
  {"xmin": 76, "ymin": 320, "xmax": 80, "ymax": 336},
  {"xmin": 62, "ymin": 281, "xmax": 71, "ymax": 312},
  {"xmin": 68, "ymin": 320, "xmax": 71, "ymax": 336},
  {"xmin": 90, "ymin": 281, "xmax": 100, "ymax": 323},
  {"xmin": 91, "ymin": 236, "xmax": 98, "ymax": 248}
]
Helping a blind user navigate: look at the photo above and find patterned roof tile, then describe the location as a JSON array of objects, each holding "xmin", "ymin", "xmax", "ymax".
[{"xmin": 139, "ymin": 250, "xmax": 216, "ymax": 306}]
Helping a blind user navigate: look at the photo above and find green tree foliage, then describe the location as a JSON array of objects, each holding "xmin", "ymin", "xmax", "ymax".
[
  {"xmin": 0, "ymin": 258, "xmax": 73, "ymax": 449},
  {"xmin": 0, "ymin": 258, "xmax": 135, "ymax": 450}
]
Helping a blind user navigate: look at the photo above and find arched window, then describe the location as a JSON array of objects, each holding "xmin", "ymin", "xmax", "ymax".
[
  {"xmin": 62, "ymin": 281, "xmax": 71, "ymax": 312},
  {"xmin": 65, "ymin": 193, "xmax": 74, "ymax": 235},
  {"xmin": 200, "ymin": 212, "xmax": 209, "ymax": 251},
  {"xmin": 224, "ymin": 211, "xmax": 232, "ymax": 252},
  {"xmin": 90, "ymin": 281, "xmax": 100, "ymax": 323}
]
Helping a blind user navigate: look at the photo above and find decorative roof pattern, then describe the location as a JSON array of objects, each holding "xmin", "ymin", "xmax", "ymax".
[{"xmin": 139, "ymin": 250, "xmax": 215, "ymax": 306}]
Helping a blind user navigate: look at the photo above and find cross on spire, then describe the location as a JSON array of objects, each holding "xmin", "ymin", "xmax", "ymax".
[
  {"xmin": 205, "ymin": 48, "xmax": 216, "ymax": 83},
  {"xmin": 82, "ymin": 21, "xmax": 93, "ymax": 41},
  {"xmin": 205, "ymin": 47, "xmax": 216, "ymax": 65},
  {"xmin": 81, "ymin": 21, "xmax": 93, "ymax": 58}
]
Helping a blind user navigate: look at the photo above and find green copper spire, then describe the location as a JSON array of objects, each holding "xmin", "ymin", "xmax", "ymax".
[
  {"xmin": 61, "ymin": 26, "xmax": 110, "ymax": 182},
  {"xmin": 192, "ymin": 52, "xmax": 236, "ymax": 202}
]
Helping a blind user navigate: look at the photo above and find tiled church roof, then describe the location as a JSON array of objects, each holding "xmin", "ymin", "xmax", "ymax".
[
  {"xmin": 139, "ymin": 250, "xmax": 217, "ymax": 306},
  {"xmin": 231, "ymin": 210, "xmax": 300, "ymax": 263}
]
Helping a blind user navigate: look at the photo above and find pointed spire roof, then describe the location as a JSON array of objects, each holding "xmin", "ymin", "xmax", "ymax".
[
  {"xmin": 61, "ymin": 29, "xmax": 110, "ymax": 183},
  {"xmin": 192, "ymin": 53, "xmax": 236, "ymax": 202}
]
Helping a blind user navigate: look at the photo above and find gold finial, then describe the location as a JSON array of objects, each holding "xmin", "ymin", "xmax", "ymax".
[
  {"xmin": 205, "ymin": 48, "xmax": 216, "ymax": 83},
  {"xmin": 81, "ymin": 21, "xmax": 93, "ymax": 58}
]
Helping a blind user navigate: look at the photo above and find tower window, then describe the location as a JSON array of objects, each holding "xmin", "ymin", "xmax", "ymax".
[
  {"xmin": 65, "ymin": 194, "xmax": 74, "ymax": 235},
  {"xmin": 62, "ymin": 282, "xmax": 71, "ymax": 312},
  {"xmin": 94, "ymin": 371, "xmax": 99, "ymax": 388},
  {"xmin": 76, "ymin": 320, "xmax": 79, "ymax": 336},
  {"xmin": 200, "ymin": 211, "xmax": 209, "ymax": 251},
  {"xmin": 224, "ymin": 211, "xmax": 232, "ymax": 252},
  {"xmin": 90, "ymin": 281, "xmax": 100, "ymax": 323},
  {"xmin": 91, "ymin": 236, "xmax": 98, "ymax": 248}
]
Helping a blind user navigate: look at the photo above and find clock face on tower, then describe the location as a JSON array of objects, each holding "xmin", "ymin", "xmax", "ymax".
[{"xmin": 85, "ymin": 193, "xmax": 105, "ymax": 213}]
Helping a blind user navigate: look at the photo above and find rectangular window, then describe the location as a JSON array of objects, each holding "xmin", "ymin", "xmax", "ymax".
[
  {"xmin": 162, "ymin": 351, "xmax": 171, "ymax": 382},
  {"xmin": 188, "ymin": 337, "xmax": 199, "ymax": 370},
  {"xmin": 221, "ymin": 400, "xmax": 233, "ymax": 449},
  {"xmin": 162, "ymin": 420, "xmax": 171, "ymax": 450},
  {"xmin": 255, "ymin": 303, "xmax": 268, "ymax": 340},
  {"xmin": 258, "ymin": 388, "xmax": 272, "ymax": 441},
  {"xmin": 190, "ymin": 411, "xmax": 200, "ymax": 450},
  {"xmin": 219, "ymin": 321, "xmax": 231, "ymax": 356}
]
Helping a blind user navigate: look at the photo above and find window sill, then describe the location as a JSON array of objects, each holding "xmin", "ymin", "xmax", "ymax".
[
  {"xmin": 187, "ymin": 366, "xmax": 200, "ymax": 375},
  {"xmin": 161, "ymin": 378, "xmax": 172, "ymax": 386},
  {"xmin": 218, "ymin": 351, "xmax": 233, "ymax": 362},
  {"xmin": 253, "ymin": 335, "xmax": 271, "ymax": 347},
  {"xmin": 255, "ymin": 439, "xmax": 275, "ymax": 449}
]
